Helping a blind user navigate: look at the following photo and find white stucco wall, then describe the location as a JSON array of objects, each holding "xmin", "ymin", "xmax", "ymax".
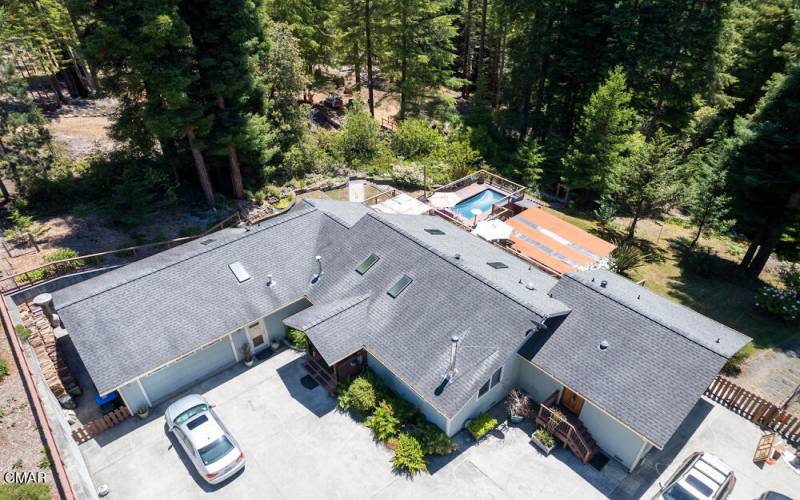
[
  {"xmin": 514, "ymin": 355, "xmax": 562, "ymax": 403},
  {"xmin": 578, "ymin": 400, "xmax": 650, "ymax": 471},
  {"xmin": 447, "ymin": 355, "xmax": 519, "ymax": 435},
  {"xmin": 118, "ymin": 381, "xmax": 149, "ymax": 412},
  {"xmin": 367, "ymin": 353, "xmax": 447, "ymax": 432}
]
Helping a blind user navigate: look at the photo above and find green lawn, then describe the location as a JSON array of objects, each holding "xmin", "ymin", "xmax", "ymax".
[{"xmin": 543, "ymin": 207, "xmax": 798, "ymax": 358}]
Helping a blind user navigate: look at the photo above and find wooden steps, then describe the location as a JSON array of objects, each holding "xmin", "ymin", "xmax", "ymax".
[{"xmin": 302, "ymin": 356, "xmax": 337, "ymax": 393}]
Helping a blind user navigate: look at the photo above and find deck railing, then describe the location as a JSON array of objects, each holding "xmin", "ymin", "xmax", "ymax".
[
  {"xmin": 536, "ymin": 391, "xmax": 595, "ymax": 463},
  {"xmin": 363, "ymin": 188, "xmax": 402, "ymax": 207}
]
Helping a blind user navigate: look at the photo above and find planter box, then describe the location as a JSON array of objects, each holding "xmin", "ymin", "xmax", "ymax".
[{"xmin": 531, "ymin": 435, "xmax": 556, "ymax": 456}]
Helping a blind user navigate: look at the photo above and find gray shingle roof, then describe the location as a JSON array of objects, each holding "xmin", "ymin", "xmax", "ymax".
[
  {"xmin": 521, "ymin": 274, "xmax": 750, "ymax": 448},
  {"xmin": 568, "ymin": 270, "xmax": 750, "ymax": 357},
  {"xmin": 302, "ymin": 198, "xmax": 372, "ymax": 227},
  {"xmin": 53, "ymin": 202, "xmax": 557, "ymax": 419}
]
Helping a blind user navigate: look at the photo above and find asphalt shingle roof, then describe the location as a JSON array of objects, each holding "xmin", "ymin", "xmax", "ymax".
[
  {"xmin": 521, "ymin": 273, "xmax": 750, "ymax": 448},
  {"xmin": 53, "ymin": 202, "xmax": 558, "ymax": 418}
]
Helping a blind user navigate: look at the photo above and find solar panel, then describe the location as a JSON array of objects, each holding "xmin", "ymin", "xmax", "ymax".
[
  {"xmin": 355, "ymin": 254, "xmax": 380, "ymax": 275},
  {"xmin": 387, "ymin": 275, "xmax": 413, "ymax": 298},
  {"xmin": 486, "ymin": 261, "xmax": 508, "ymax": 269},
  {"xmin": 424, "ymin": 228, "xmax": 446, "ymax": 235},
  {"xmin": 228, "ymin": 261, "xmax": 252, "ymax": 283}
]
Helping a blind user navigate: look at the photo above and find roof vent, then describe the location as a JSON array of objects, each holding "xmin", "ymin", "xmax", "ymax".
[
  {"xmin": 599, "ymin": 340, "xmax": 609, "ymax": 351},
  {"xmin": 487, "ymin": 261, "xmax": 508, "ymax": 269},
  {"xmin": 525, "ymin": 282, "xmax": 536, "ymax": 290},
  {"xmin": 200, "ymin": 238, "xmax": 215, "ymax": 246},
  {"xmin": 600, "ymin": 280, "xmax": 608, "ymax": 288},
  {"xmin": 454, "ymin": 253, "xmax": 461, "ymax": 260},
  {"xmin": 444, "ymin": 335, "xmax": 460, "ymax": 382},
  {"xmin": 311, "ymin": 256, "xmax": 323, "ymax": 284},
  {"xmin": 228, "ymin": 262, "xmax": 251, "ymax": 283},
  {"xmin": 266, "ymin": 274, "xmax": 274, "ymax": 287},
  {"xmin": 425, "ymin": 228, "xmax": 445, "ymax": 235}
]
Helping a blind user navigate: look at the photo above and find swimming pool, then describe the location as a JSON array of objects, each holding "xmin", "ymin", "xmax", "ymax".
[{"xmin": 452, "ymin": 188, "xmax": 509, "ymax": 219}]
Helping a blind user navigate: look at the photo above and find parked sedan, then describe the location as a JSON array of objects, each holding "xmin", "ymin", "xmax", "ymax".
[
  {"xmin": 654, "ymin": 452, "xmax": 736, "ymax": 500},
  {"xmin": 165, "ymin": 394, "xmax": 245, "ymax": 484}
]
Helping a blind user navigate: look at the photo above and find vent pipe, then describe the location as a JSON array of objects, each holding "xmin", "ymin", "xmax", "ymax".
[
  {"xmin": 311, "ymin": 256, "xmax": 323, "ymax": 284},
  {"xmin": 444, "ymin": 335, "xmax": 460, "ymax": 382},
  {"xmin": 600, "ymin": 280, "xmax": 608, "ymax": 288}
]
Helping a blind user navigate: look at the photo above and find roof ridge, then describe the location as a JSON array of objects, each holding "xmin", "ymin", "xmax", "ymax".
[
  {"xmin": 57, "ymin": 207, "xmax": 319, "ymax": 311},
  {"xmin": 563, "ymin": 274, "xmax": 729, "ymax": 358},
  {"xmin": 301, "ymin": 294, "xmax": 371, "ymax": 331},
  {"xmin": 368, "ymin": 213, "xmax": 555, "ymax": 319}
]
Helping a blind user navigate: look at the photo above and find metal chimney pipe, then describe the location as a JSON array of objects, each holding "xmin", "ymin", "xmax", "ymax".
[
  {"xmin": 444, "ymin": 335, "xmax": 460, "ymax": 382},
  {"xmin": 311, "ymin": 255, "xmax": 323, "ymax": 284}
]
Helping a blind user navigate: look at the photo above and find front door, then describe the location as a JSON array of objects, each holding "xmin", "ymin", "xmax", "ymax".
[
  {"xmin": 248, "ymin": 321, "xmax": 266, "ymax": 351},
  {"xmin": 560, "ymin": 387, "xmax": 585, "ymax": 415}
]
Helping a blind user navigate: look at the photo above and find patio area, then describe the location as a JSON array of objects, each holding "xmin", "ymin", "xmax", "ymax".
[{"xmin": 75, "ymin": 348, "xmax": 800, "ymax": 499}]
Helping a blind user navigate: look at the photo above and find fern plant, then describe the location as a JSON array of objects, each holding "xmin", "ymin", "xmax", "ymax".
[{"xmin": 365, "ymin": 401, "xmax": 400, "ymax": 441}]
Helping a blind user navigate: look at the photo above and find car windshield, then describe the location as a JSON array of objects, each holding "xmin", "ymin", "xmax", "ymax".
[
  {"xmin": 663, "ymin": 477, "xmax": 712, "ymax": 500},
  {"xmin": 198, "ymin": 436, "xmax": 235, "ymax": 466},
  {"xmin": 173, "ymin": 404, "xmax": 208, "ymax": 426}
]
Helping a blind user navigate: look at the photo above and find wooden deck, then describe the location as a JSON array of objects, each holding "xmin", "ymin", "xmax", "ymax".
[{"xmin": 535, "ymin": 391, "xmax": 597, "ymax": 464}]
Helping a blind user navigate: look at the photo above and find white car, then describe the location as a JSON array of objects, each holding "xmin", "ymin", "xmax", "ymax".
[
  {"xmin": 655, "ymin": 452, "xmax": 736, "ymax": 500},
  {"xmin": 165, "ymin": 394, "xmax": 245, "ymax": 484}
]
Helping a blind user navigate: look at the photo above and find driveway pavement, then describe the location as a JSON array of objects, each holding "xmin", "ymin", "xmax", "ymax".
[{"xmin": 78, "ymin": 349, "xmax": 800, "ymax": 499}]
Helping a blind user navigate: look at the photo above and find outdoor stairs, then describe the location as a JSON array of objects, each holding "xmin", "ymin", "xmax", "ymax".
[
  {"xmin": 302, "ymin": 356, "xmax": 337, "ymax": 393},
  {"xmin": 536, "ymin": 391, "xmax": 599, "ymax": 464},
  {"xmin": 566, "ymin": 417, "xmax": 599, "ymax": 464}
]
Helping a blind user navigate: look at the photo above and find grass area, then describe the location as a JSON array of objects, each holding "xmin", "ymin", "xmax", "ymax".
[
  {"xmin": 543, "ymin": 207, "xmax": 798, "ymax": 356},
  {"xmin": 0, "ymin": 482, "xmax": 51, "ymax": 500}
]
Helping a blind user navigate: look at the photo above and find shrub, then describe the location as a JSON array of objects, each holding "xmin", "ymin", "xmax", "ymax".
[
  {"xmin": 755, "ymin": 286, "xmax": 799, "ymax": 322},
  {"xmin": 392, "ymin": 434, "xmax": 428, "ymax": 475},
  {"xmin": 413, "ymin": 421, "xmax": 456, "ymax": 456},
  {"xmin": 532, "ymin": 428, "xmax": 555, "ymax": 448},
  {"xmin": 505, "ymin": 388, "xmax": 532, "ymax": 418},
  {"xmin": 384, "ymin": 394, "xmax": 421, "ymax": 424},
  {"xmin": 44, "ymin": 248, "xmax": 83, "ymax": 273},
  {"xmin": 17, "ymin": 268, "xmax": 47, "ymax": 283},
  {"xmin": 0, "ymin": 483, "xmax": 51, "ymax": 500},
  {"xmin": 365, "ymin": 400, "xmax": 400, "ymax": 441},
  {"xmin": 390, "ymin": 119, "xmax": 444, "ymax": 160},
  {"xmin": 275, "ymin": 197, "xmax": 292, "ymax": 210},
  {"xmin": 347, "ymin": 376, "xmax": 377, "ymax": 413},
  {"xmin": 680, "ymin": 245, "xmax": 725, "ymax": 278},
  {"xmin": 467, "ymin": 412, "xmax": 498, "ymax": 440},
  {"xmin": 778, "ymin": 264, "xmax": 800, "ymax": 297},
  {"xmin": 15, "ymin": 324, "xmax": 31, "ymax": 342},
  {"xmin": 286, "ymin": 327, "xmax": 308, "ymax": 349},
  {"xmin": 609, "ymin": 241, "xmax": 645, "ymax": 276},
  {"xmin": 593, "ymin": 199, "xmax": 616, "ymax": 229},
  {"xmin": 0, "ymin": 358, "xmax": 8, "ymax": 381},
  {"xmin": 390, "ymin": 160, "xmax": 424, "ymax": 187},
  {"xmin": 253, "ymin": 191, "xmax": 266, "ymax": 206}
]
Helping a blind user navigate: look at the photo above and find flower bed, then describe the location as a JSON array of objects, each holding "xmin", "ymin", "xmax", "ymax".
[{"xmin": 336, "ymin": 372, "xmax": 457, "ymax": 475}]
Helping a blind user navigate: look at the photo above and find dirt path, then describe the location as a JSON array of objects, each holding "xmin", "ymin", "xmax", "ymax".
[
  {"xmin": 736, "ymin": 347, "xmax": 800, "ymax": 414},
  {"xmin": 0, "ymin": 331, "xmax": 57, "ymax": 497}
]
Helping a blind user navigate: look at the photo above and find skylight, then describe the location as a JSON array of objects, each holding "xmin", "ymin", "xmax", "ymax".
[
  {"xmin": 387, "ymin": 275, "xmax": 413, "ymax": 298},
  {"xmin": 355, "ymin": 254, "xmax": 380, "ymax": 275},
  {"xmin": 228, "ymin": 261, "xmax": 251, "ymax": 283},
  {"xmin": 487, "ymin": 261, "xmax": 508, "ymax": 269},
  {"xmin": 424, "ymin": 228, "xmax": 445, "ymax": 235},
  {"xmin": 199, "ymin": 238, "xmax": 215, "ymax": 246}
]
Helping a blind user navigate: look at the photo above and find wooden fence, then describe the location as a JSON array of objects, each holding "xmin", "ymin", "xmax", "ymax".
[
  {"xmin": 71, "ymin": 406, "xmax": 131, "ymax": 444},
  {"xmin": 705, "ymin": 375, "xmax": 800, "ymax": 444}
]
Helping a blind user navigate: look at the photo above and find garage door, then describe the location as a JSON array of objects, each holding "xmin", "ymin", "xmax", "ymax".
[{"xmin": 140, "ymin": 338, "xmax": 235, "ymax": 404}]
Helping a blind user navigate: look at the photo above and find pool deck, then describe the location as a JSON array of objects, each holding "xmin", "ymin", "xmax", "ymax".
[{"xmin": 452, "ymin": 183, "xmax": 507, "ymax": 201}]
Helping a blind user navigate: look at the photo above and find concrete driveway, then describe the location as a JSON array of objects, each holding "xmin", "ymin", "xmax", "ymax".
[{"xmin": 78, "ymin": 349, "xmax": 800, "ymax": 499}]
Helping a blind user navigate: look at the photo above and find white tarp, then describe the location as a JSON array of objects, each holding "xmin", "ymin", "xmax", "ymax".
[{"xmin": 428, "ymin": 192, "xmax": 461, "ymax": 209}]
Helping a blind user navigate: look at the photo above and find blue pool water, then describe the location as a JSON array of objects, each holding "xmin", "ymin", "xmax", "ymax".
[{"xmin": 452, "ymin": 188, "xmax": 508, "ymax": 219}]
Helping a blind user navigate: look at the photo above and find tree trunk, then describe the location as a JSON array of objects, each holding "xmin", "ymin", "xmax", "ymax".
[
  {"xmin": 627, "ymin": 214, "xmax": 639, "ymax": 240},
  {"xmin": 399, "ymin": 5, "xmax": 409, "ymax": 119},
  {"xmin": 475, "ymin": 0, "xmax": 488, "ymax": 85},
  {"xmin": 745, "ymin": 188, "xmax": 800, "ymax": 277},
  {"xmin": 462, "ymin": 0, "xmax": 474, "ymax": 98},
  {"xmin": 365, "ymin": 0, "xmax": 375, "ymax": 117},
  {"xmin": 739, "ymin": 236, "xmax": 760, "ymax": 269},
  {"xmin": 0, "ymin": 178, "xmax": 10, "ymax": 203},
  {"xmin": 493, "ymin": 11, "xmax": 508, "ymax": 108},
  {"xmin": 186, "ymin": 128, "xmax": 215, "ymax": 207},
  {"xmin": 216, "ymin": 96, "xmax": 244, "ymax": 199}
]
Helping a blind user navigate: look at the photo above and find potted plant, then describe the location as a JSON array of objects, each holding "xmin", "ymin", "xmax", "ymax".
[
  {"xmin": 136, "ymin": 406, "xmax": 149, "ymax": 419},
  {"xmin": 505, "ymin": 389, "xmax": 532, "ymax": 424},
  {"xmin": 242, "ymin": 343, "xmax": 254, "ymax": 368},
  {"xmin": 531, "ymin": 428, "xmax": 556, "ymax": 455}
]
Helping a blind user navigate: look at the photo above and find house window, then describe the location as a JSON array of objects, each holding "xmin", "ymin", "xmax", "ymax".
[
  {"xmin": 490, "ymin": 367, "xmax": 502, "ymax": 388},
  {"xmin": 478, "ymin": 380, "xmax": 490, "ymax": 399}
]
